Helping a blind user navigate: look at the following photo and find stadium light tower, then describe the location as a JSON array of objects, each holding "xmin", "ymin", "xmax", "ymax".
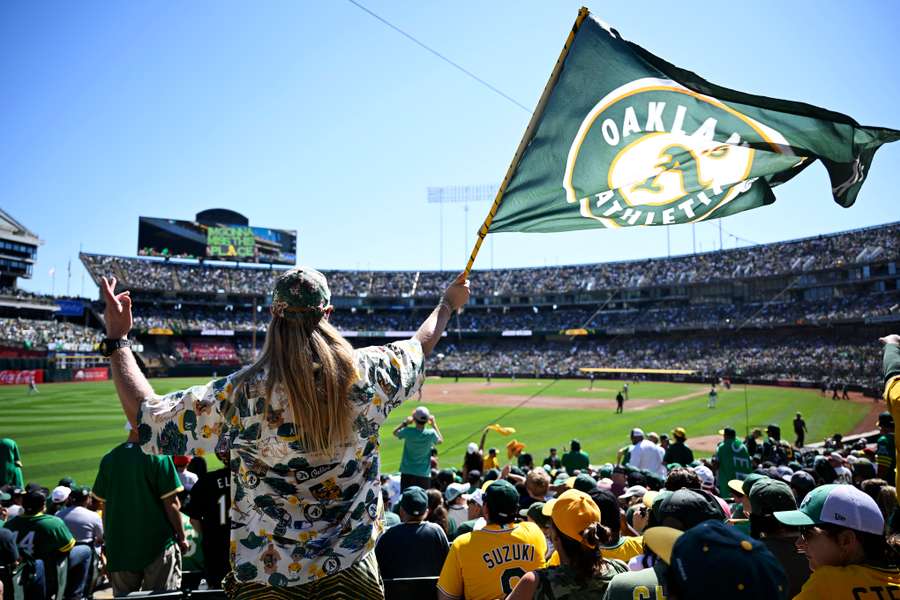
[{"xmin": 427, "ymin": 184, "xmax": 498, "ymax": 271}]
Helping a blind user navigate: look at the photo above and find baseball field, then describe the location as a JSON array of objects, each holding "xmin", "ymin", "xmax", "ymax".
[{"xmin": 0, "ymin": 376, "xmax": 878, "ymax": 488}]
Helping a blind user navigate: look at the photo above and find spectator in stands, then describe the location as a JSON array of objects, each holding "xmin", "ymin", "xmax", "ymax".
[
  {"xmin": 462, "ymin": 442, "xmax": 483, "ymax": 479},
  {"xmin": 519, "ymin": 469, "xmax": 551, "ymax": 510},
  {"xmin": 716, "ymin": 427, "xmax": 752, "ymax": 499},
  {"xmin": 0, "ymin": 439, "xmax": 23, "ymax": 489},
  {"xmin": 589, "ymin": 488, "xmax": 645, "ymax": 563},
  {"xmin": 543, "ymin": 447, "xmax": 561, "ymax": 470},
  {"xmin": 375, "ymin": 486, "xmax": 449, "ymax": 580},
  {"xmin": 875, "ymin": 411, "xmax": 895, "ymax": 486},
  {"xmin": 762, "ymin": 424, "xmax": 789, "ymax": 465},
  {"xmin": 644, "ymin": 520, "xmax": 787, "ymax": 598},
  {"xmin": 628, "ymin": 429, "xmax": 665, "ymax": 477},
  {"xmin": 437, "ymin": 480, "xmax": 545, "ymax": 600},
  {"xmin": 3, "ymin": 488, "xmax": 92, "ymax": 600},
  {"xmin": 92, "ymin": 426, "xmax": 186, "ymax": 596},
  {"xmin": 0, "ymin": 525, "xmax": 17, "ymax": 600},
  {"xmin": 828, "ymin": 452, "xmax": 853, "ymax": 484},
  {"xmin": 47, "ymin": 485, "xmax": 70, "ymax": 516},
  {"xmin": 172, "ymin": 455, "xmax": 198, "ymax": 492},
  {"xmin": 58, "ymin": 487, "xmax": 103, "ymax": 545},
  {"xmin": 394, "ymin": 406, "xmax": 444, "ymax": 491},
  {"xmin": 483, "ymin": 447, "xmax": 501, "ymax": 472},
  {"xmin": 506, "ymin": 489, "xmax": 627, "ymax": 599},
  {"xmin": 605, "ymin": 487, "xmax": 724, "ymax": 600},
  {"xmin": 451, "ymin": 490, "xmax": 486, "ymax": 540},
  {"xmin": 445, "ymin": 483, "xmax": 470, "ymax": 534},
  {"xmin": 101, "ymin": 270, "xmax": 469, "ymax": 597},
  {"xmin": 561, "ymin": 439, "xmax": 590, "ymax": 474},
  {"xmin": 426, "ymin": 488, "xmax": 450, "ymax": 536},
  {"xmin": 181, "ymin": 437, "xmax": 231, "ymax": 588},
  {"xmin": 747, "ymin": 478, "xmax": 809, "ymax": 596},
  {"xmin": 774, "ymin": 484, "xmax": 900, "ymax": 597},
  {"xmin": 663, "ymin": 427, "xmax": 693, "ymax": 467},
  {"xmin": 745, "ymin": 428, "xmax": 763, "ymax": 458}
]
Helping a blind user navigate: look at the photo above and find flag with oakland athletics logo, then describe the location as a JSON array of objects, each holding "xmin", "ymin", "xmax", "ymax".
[{"xmin": 486, "ymin": 8, "xmax": 900, "ymax": 234}]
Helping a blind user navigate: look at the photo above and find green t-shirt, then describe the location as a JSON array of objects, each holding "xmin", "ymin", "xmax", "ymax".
[
  {"xmin": 561, "ymin": 450, "xmax": 590, "ymax": 473},
  {"xmin": 0, "ymin": 438, "xmax": 23, "ymax": 488},
  {"xmin": 93, "ymin": 442, "xmax": 183, "ymax": 572},
  {"xmin": 876, "ymin": 433, "xmax": 896, "ymax": 485},
  {"xmin": 715, "ymin": 439, "xmax": 752, "ymax": 498},
  {"xmin": 3, "ymin": 513, "xmax": 74, "ymax": 561},
  {"xmin": 397, "ymin": 427, "xmax": 439, "ymax": 477},
  {"xmin": 536, "ymin": 560, "xmax": 628, "ymax": 599}
]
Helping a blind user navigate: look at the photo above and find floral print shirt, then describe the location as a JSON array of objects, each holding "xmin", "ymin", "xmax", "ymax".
[{"xmin": 137, "ymin": 339, "xmax": 425, "ymax": 587}]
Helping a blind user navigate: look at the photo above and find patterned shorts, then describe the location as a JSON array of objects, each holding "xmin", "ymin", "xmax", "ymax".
[{"xmin": 223, "ymin": 552, "xmax": 384, "ymax": 600}]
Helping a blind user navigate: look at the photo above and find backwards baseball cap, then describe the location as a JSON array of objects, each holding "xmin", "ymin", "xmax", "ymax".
[
  {"xmin": 546, "ymin": 489, "xmax": 602, "ymax": 548},
  {"xmin": 50, "ymin": 485, "xmax": 71, "ymax": 504},
  {"xmin": 399, "ymin": 486, "xmax": 428, "ymax": 517},
  {"xmin": 774, "ymin": 484, "xmax": 884, "ymax": 535},
  {"xmin": 412, "ymin": 406, "xmax": 431, "ymax": 423},
  {"xmin": 644, "ymin": 521, "xmax": 787, "ymax": 597},
  {"xmin": 444, "ymin": 482, "xmax": 469, "ymax": 503},
  {"xmin": 271, "ymin": 267, "xmax": 331, "ymax": 318},
  {"xmin": 630, "ymin": 428, "xmax": 645, "ymax": 438},
  {"xmin": 484, "ymin": 480, "xmax": 519, "ymax": 520}
]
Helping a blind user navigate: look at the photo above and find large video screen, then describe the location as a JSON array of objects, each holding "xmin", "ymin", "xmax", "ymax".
[{"xmin": 137, "ymin": 217, "xmax": 297, "ymax": 264}]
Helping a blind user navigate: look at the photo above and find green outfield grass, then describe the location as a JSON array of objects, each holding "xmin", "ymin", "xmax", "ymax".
[
  {"xmin": 458, "ymin": 377, "xmax": 707, "ymax": 400},
  {"xmin": 0, "ymin": 377, "xmax": 873, "ymax": 487}
]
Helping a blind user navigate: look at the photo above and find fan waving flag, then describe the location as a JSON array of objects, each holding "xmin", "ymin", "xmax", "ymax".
[{"xmin": 483, "ymin": 8, "xmax": 900, "ymax": 236}]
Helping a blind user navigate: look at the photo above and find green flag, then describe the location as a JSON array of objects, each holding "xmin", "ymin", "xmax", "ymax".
[{"xmin": 488, "ymin": 9, "xmax": 900, "ymax": 234}]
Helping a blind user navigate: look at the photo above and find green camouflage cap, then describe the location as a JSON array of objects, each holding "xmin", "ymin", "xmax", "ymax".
[{"xmin": 271, "ymin": 267, "xmax": 331, "ymax": 318}]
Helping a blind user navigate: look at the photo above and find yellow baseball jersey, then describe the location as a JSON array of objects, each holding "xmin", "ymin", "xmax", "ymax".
[
  {"xmin": 600, "ymin": 535, "xmax": 644, "ymax": 562},
  {"xmin": 543, "ymin": 535, "xmax": 643, "ymax": 568},
  {"xmin": 794, "ymin": 564, "xmax": 900, "ymax": 599},
  {"xmin": 886, "ymin": 373, "xmax": 900, "ymax": 486},
  {"xmin": 437, "ymin": 521, "xmax": 547, "ymax": 600}
]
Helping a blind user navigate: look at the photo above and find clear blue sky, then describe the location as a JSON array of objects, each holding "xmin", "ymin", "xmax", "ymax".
[{"xmin": 3, "ymin": 1, "xmax": 899, "ymax": 296}]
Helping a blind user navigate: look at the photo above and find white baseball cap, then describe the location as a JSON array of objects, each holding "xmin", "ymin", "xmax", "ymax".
[
  {"xmin": 445, "ymin": 482, "xmax": 469, "ymax": 502},
  {"xmin": 51, "ymin": 486, "xmax": 71, "ymax": 504},
  {"xmin": 631, "ymin": 428, "xmax": 645, "ymax": 438},
  {"xmin": 692, "ymin": 465, "xmax": 715, "ymax": 490},
  {"xmin": 618, "ymin": 485, "xmax": 648, "ymax": 500},
  {"xmin": 413, "ymin": 406, "xmax": 431, "ymax": 423},
  {"xmin": 467, "ymin": 442, "xmax": 479, "ymax": 454},
  {"xmin": 775, "ymin": 484, "xmax": 883, "ymax": 535},
  {"xmin": 463, "ymin": 489, "xmax": 484, "ymax": 506}
]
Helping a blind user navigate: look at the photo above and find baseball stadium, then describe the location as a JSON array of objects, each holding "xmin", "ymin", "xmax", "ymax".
[{"xmin": 3, "ymin": 3, "xmax": 900, "ymax": 600}]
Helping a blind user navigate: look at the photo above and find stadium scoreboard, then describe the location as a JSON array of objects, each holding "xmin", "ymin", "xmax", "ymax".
[
  {"xmin": 138, "ymin": 215, "xmax": 297, "ymax": 264},
  {"xmin": 207, "ymin": 226, "xmax": 256, "ymax": 258}
]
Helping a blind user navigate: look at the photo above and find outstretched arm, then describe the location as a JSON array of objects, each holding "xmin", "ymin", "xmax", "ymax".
[
  {"xmin": 102, "ymin": 276, "xmax": 154, "ymax": 427},
  {"xmin": 414, "ymin": 274, "xmax": 470, "ymax": 356}
]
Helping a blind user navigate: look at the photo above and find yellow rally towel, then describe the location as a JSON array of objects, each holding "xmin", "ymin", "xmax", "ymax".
[
  {"xmin": 507, "ymin": 439, "xmax": 526, "ymax": 459},
  {"xmin": 485, "ymin": 423, "xmax": 516, "ymax": 436}
]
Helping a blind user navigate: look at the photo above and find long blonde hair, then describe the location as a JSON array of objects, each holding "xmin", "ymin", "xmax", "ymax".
[{"xmin": 236, "ymin": 313, "xmax": 356, "ymax": 455}]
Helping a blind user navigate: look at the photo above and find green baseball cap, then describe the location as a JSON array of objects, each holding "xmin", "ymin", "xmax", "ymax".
[
  {"xmin": 774, "ymin": 484, "xmax": 884, "ymax": 535},
  {"xmin": 572, "ymin": 473, "xmax": 597, "ymax": 493},
  {"xmin": 271, "ymin": 267, "xmax": 331, "ymax": 318},
  {"xmin": 598, "ymin": 464, "xmax": 613, "ymax": 479},
  {"xmin": 520, "ymin": 502, "xmax": 552, "ymax": 529},
  {"xmin": 749, "ymin": 479, "xmax": 796, "ymax": 516},
  {"xmin": 399, "ymin": 486, "xmax": 428, "ymax": 517},
  {"xmin": 484, "ymin": 480, "xmax": 520, "ymax": 520},
  {"xmin": 645, "ymin": 521, "xmax": 788, "ymax": 598},
  {"xmin": 741, "ymin": 473, "xmax": 769, "ymax": 498}
]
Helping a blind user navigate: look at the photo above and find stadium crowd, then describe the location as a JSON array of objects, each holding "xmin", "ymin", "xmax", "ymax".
[
  {"xmin": 0, "ymin": 318, "xmax": 102, "ymax": 351},
  {"xmin": 2, "ymin": 335, "xmax": 899, "ymax": 599},
  {"xmin": 81, "ymin": 221, "xmax": 900, "ymax": 297}
]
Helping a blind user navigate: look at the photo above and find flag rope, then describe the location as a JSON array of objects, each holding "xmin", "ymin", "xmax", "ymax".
[{"xmin": 463, "ymin": 6, "xmax": 591, "ymax": 277}]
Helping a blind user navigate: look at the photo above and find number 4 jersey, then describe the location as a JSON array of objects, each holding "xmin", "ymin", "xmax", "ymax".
[{"xmin": 437, "ymin": 521, "xmax": 547, "ymax": 600}]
